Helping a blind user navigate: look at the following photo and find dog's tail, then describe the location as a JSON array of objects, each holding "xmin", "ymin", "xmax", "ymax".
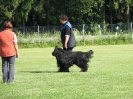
[{"xmin": 86, "ymin": 50, "xmax": 94, "ymax": 58}]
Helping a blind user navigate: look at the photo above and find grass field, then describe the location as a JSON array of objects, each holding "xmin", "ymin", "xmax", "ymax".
[{"xmin": 0, "ymin": 44, "xmax": 133, "ymax": 99}]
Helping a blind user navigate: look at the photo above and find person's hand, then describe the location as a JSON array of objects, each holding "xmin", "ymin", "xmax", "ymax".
[
  {"xmin": 65, "ymin": 44, "xmax": 68, "ymax": 49},
  {"xmin": 16, "ymin": 53, "xmax": 19, "ymax": 58}
]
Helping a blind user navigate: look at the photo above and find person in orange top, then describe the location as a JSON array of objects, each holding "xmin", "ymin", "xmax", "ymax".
[{"xmin": 0, "ymin": 20, "xmax": 18, "ymax": 84}]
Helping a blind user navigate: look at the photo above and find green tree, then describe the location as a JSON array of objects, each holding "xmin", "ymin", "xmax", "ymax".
[
  {"xmin": 32, "ymin": 0, "xmax": 46, "ymax": 25},
  {"xmin": 66, "ymin": 0, "xmax": 97, "ymax": 24},
  {"xmin": 0, "ymin": 0, "xmax": 21, "ymax": 24},
  {"xmin": 14, "ymin": 0, "xmax": 34, "ymax": 26},
  {"xmin": 0, "ymin": 0, "xmax": 35, "ymax": 26},
  {"xmin": 113, "ymin": 0, "xmax": 133, "ymax": 29},
  {"xmin": 110, "ymin": 0, "xmax": 132, "ymax": 23},
  {"xmin": 90, "ymin": 0, "xmax": 105, "ymax": 23},
  {"xmin": 47, "ymin": 0, "xmax": 105, "ymax": 25}
]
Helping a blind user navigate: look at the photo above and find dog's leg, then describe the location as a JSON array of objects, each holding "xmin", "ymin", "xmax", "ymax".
[
  {"xmin": 58, "ymin": 67, "xmax": 63, "ymax": 72},
  {"xmin": 81, "ymin": 63, "xmax": 88, "ymax": 72},
  {"xmin": 76, "ymin": 62, "xmax": 88, "ymax": 72},
  {"xmin": 57, "ymin": 64, "xmax": 69, "ymax": 72},
  {"xmin": 62, "ymin": 65, "xmax": 69, "ymax": 72},
  {"xmin": 57, "ymin": 61, "xmax": 64, "ymax": 72},
  {"xmin": 58, "ymin": 65, "xmax": 64, "ymax": 72}
]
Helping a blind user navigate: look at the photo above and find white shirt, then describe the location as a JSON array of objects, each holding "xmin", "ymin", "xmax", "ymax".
[{"xmin": 14, "ymin": 35, "xmax": 17, "ymax": 42}]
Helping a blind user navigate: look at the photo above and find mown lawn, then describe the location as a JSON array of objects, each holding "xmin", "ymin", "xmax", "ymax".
[{"xmin": 0, "ymin": 45, "xmax": 133, "ymax": 99}]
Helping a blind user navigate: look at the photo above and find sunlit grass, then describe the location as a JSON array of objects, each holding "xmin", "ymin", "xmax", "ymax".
[{"xmin": 0, "ymin": 45, "xmax": 133, "ymax": 99}]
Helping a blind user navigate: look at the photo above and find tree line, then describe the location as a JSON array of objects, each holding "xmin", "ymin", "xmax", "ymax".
[{"xmin": 0, "ymin": 0, "xmax": 133, "ymax": 27}]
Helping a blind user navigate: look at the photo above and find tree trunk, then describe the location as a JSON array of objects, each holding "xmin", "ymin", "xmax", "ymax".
[
  {"xmin": 127, "ymin": 6, "xmax": 130, "ymax": 31},
  {"xmin": 23, "ymin": 18, "xmax": 25, "ymax": 34},
  {"xmin": 103, "ymin": 9, "xmax": 105, "ymax": 34},
  {"xmin": 110, "ymin": 9, "xmax": 113, "ymax": 32}
]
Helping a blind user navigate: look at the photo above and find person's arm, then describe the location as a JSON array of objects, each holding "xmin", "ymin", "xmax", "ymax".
[
  {"xmin": 13, "ymin": 34, "xmax": 19, "ymax": 58},
  {"xmin": 14, "ymin": 42, "xmax": 18, "ymax": 58},
  {"xmin": 65, "ymin": 35, "xmax": 70, "ymax": 49},
  {"xmin": 64, "ymin": 26, "xmax": 70, "ymax": 49}
]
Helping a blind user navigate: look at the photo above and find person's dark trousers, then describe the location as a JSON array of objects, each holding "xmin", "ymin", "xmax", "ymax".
[
  {"xmin": 63, "ymin": 47, "xmax": 73, "ymax": 52},
  {"xmin": 1, "ymin": 56, "xmax": 15, "ymax": 83}
]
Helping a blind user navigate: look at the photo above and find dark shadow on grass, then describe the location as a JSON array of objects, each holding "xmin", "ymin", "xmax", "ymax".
[{"xmin": 19, "ymin": 71, "xmax": 57, "ymax": 73}]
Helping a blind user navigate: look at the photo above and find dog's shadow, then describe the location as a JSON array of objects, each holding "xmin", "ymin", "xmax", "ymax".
[{"xmin": 20, "ymin": 71, "xmax": 57, "ymax": 73}]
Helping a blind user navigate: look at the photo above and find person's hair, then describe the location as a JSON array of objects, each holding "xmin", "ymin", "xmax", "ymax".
[
  {"xmin": 59, "ymin": 14, "xmax": 68, "ymax": 21},
  {"xmin": 3, "ymin": 20, "xmax": 13, "ymax": 29}
]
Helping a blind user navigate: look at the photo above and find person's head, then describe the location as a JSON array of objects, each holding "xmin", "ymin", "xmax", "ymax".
[
  {"xmin": 3, "ymin": 20, "xmax": 13, "ymax": 29},
  {"xmin": 59, "ymin": 14, "xmax": 68, "ymax": 24}
]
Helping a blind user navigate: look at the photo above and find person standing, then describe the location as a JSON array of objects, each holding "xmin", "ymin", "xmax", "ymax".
[
  {"xmin": 115, "ymin": 26, "xmax": 119, "ymax": 36},
  {"xmin": 0, "ymin": 20, "xmax": 19, "ymax": 84},
  {"xmin": 59, "ymin": 14, "xmax": 76, "ymax": 52}
]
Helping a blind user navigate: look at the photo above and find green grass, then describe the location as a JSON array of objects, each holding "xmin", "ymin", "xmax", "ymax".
[{"xmin": 0, "ymin": 45, "xmax": 133, "ymax": 99}]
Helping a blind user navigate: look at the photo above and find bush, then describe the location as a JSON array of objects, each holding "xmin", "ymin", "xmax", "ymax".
[{"xmin": 18, "ymin": 34, "xmax": 132, "ymax": 48}]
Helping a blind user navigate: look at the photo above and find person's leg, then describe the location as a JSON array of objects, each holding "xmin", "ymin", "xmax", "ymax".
[
  {"xmin": 8, "ymin": 56, "xmax": 15, "ymax": 83},
  {"xmin": 67, "ymin": 47, "xmax": 73, "ymax": 52},
  {"xmin": 1, "ymin": 57, "xmax": 8, "ymax": 83},
  {"xmin": 63, "ymin": 47, "xmax": 67, "ymax": 51},
  {"xmin": 63, "ymin": 47, "xmax": 73, "ymax": 52}
]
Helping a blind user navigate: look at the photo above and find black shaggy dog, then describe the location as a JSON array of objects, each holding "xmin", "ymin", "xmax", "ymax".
[{"xmin": 52, "ymin": 46, "xmax": 94, "ymax": 72}]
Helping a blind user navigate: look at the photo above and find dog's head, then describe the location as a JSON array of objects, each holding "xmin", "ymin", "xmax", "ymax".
[
  {"xmin": 88, "ymin": 50, "xmax": 94, "ymax": 55},
  {"xmin": 87, "ymin": 50, "xmax": 94, "ymax": 58},
  {"xmin": 52, "ymin": 46, "xmax": 64, "ymax": 56},
  {"xmin": 52, "ymin": 46, "xmax": 58, "ymax": 56}
]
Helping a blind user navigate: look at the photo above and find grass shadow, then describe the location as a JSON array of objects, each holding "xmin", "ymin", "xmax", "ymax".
[{"xmin": 19, "ymin": 70, "xmax": 57, "ymax": 73}]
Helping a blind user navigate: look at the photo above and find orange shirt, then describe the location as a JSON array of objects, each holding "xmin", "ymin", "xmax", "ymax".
[{"xmin": 0, "ymin": 28, "xmax": 16, "ymax": 57}]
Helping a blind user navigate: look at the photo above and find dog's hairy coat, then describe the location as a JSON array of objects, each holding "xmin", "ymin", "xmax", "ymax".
[{"xmin": 52, "ymin": 46, "xmax": 93, "ymax": 72}]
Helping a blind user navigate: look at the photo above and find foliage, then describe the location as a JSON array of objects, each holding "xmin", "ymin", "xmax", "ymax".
[{"xmin": 0, "ymin": 0, "xmax": 133, "ymax": 26}]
